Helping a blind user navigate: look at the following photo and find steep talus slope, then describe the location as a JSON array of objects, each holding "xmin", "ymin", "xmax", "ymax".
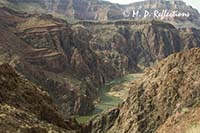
[
  {"xmin": 156, "ymin": 106, "xmax": 200, "ymax": 133},
  {"xmin": 0, "ymin": 63, "xmax": 81, "ymax": 132},
  {"xmin": 110, "ymin": 48, "xmax": 200, "ymax": 133},
  {"xmin": 86, "ymin": 48, "xmax": 200, "ymax": 133}
]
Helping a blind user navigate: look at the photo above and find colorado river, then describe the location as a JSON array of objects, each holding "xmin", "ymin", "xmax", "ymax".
[{"xmin": 76, "ymin": 74, "xmax": 137, "ymax": 123}]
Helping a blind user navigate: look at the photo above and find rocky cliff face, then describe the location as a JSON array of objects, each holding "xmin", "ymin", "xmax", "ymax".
[
  {"xmin": 0, "ymin": 4, "xmax": 200, "ymax": 133},
  {"xmin": 0, "ymin": 63, "xmax": 81, "ymax": 132},
  {"xmin": 5, "ymin": 0, "xmax": 200, "ymax": 28},
  {"xmin": 0, "ymin": 7, "xmax": 93, "ymax": 117},
  {"xmin": 0, "ymin": 7, "xmax": 124, "ymax": 117},
  {"xmin": 78, "ymin": 20, "xmax": 200, "ymax": 72},
  {"xmin": 0, "ymin": 6, "xmax": 200, "ymax": 118},
  {"xmin": 86, "ymin": 48, "xmax": 200, "ymax": 133}
]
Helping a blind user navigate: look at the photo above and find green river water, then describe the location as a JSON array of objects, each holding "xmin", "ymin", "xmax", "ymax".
[{"xmin": 76, "ymin": 74, "xmax": 136, "ymax": 123}]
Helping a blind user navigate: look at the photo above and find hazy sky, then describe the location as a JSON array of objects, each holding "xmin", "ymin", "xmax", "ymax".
[{"xmin": 105, "ymin": 0, "xmax": 200, "ymax": 12}]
